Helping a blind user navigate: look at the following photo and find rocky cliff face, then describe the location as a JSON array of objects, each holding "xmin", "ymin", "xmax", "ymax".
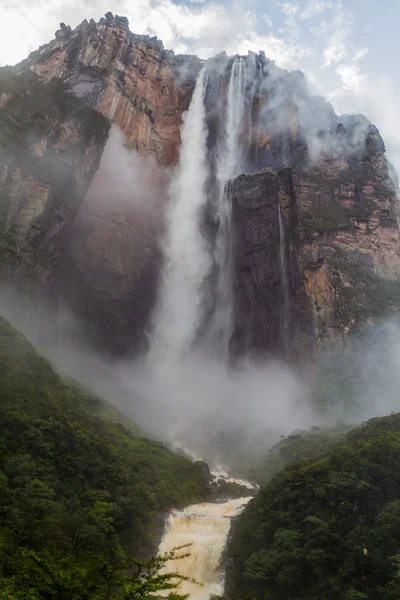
[
  {"xmin": 0, "ymin": 69, "xmax": 109, "ymax": 306},
  {"xmin": 1, "ymin": 15, "xmax": 399, "ymax": 359},
  {"xmin": 230, "ymin": 125, "xmax": 400, "ymax": 360},
  {"xmin": 11, "ymin": 14, "xmax": 203, "ymax": 353},
  {"xmin": 18, "ymin": 13, "xmax": 201, "ymax": 165}
]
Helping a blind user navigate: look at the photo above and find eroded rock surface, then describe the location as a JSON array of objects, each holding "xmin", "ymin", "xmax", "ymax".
[
  {"xmin": 0, "ymin": 70, "xmax": 109, "ymax": 302},
  {"xmin": 18, "ymin": 14, "xmax": 201, "ymax": 165},
  {"xmin": 230, "ymin": 126, "xmax": 400, "ymax": 360}
]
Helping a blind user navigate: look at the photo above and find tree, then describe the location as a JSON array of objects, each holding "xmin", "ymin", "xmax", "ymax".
[{"xmin": 0, "ymin": 544, "xmax": 198, "ymax": 600}]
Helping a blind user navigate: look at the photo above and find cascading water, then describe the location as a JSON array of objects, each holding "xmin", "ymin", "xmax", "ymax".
[
  {"xmin": 278, "ymin": 203, "xmax": 290, "ymax": 354},
  {"xmin": 150, "ymin": 57, "xmax": 255, "ymax": 360},
  {"xmin": 208, "ymin": 57, "xmax": 250, "ymax": 355},
  {"xmin": 158, "ymin": 497, "xmax": 253, "ymax": 600},
  {"xmin": 149, "ymin": 68, "xmax": 210, "ymax": 360},
  {"xmin": 150, "ymin": 60, "xmax": 258, "ymax": 598}
]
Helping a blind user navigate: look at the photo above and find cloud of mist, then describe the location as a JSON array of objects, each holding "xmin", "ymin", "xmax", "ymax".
[
  {"xmin": 256, "ymin": 60, "xmax": 376, "ymax": 169},
  {"xmin": 313, "ymin": 319, "xmax": 400, "ymax": 423},
  {"xmin": 0, "ymin": 286, "xmax": 312, "ymax": 469},
  {"xmin": 2, "ymin": 285, "xmax": 400, "ymax": 473},
  {"xmin": 85, "ymin": 124, "xmax": 168, "ymax": 214}
]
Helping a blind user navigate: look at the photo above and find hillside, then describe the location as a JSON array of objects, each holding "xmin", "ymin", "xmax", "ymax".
[
  {"xmin": 228, "ymin": 413, "xmax": 400, "ymax": 600},
  {"xmin": 248, "ymin": 422, "xmax": 353, "ymax": 486},
  {"xmin": 0, "ymin": 315, "xmax": 209, "ymax": 596}
]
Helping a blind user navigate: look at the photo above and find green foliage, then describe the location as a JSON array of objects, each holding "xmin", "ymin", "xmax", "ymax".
[
  {"xmin": 0, "ymin": 68, "xmax": 108, "ymax": 154},
  {"xmin": 330, "ymin": 258, "xmax": 400, "ymax": 329},
  {"xmin": 0, "ymin": 544, "xmax": 197, "ymax": 600},
  {"xmin": 230, "ymin": 414, "xmax": 400, "ymax": 600},
  {"xmin": 0, "ymin": 315, "xmax": 209, "ymax": 593},
  {"xmin": 249, "ymin": 424, "xmax": 352, "ymax": 486},
  {"xmin": 299, "ymin": 203, "xmax": 357, "ymax": 234}
]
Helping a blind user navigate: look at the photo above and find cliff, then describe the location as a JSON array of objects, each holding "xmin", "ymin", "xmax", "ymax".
[
  {"xmin": 0, "ymin": 68, "xmax": 109, "ymax": 304},
  {"xmin": 11, "ymin": 14, "xmax": 202, "ymax": 353},
  {"xmin": 17, "ymin": 13, "xmax": 201, "ymax": 165},
  {"xmin": 1, "ymin": 14, "xmax": 399, "ymax": 359},
  {"xmin": 230, "ymin": 125, "xmax": 400, "ymax": 360}
]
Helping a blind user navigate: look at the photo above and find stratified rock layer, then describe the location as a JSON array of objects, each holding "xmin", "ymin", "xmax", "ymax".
[
  {"xmin": 18, "ymin": 14, "xmax": 201, "ymax": 165},
  {"xmin": 1, "ymin": 16, "xmax": 399, "ymax": 358},
  {"xmin": 230, "ymin": 126, "xmax": 400, "ymax": 359}
]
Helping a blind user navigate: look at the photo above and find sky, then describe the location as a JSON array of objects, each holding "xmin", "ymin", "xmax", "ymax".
[{"xmin": 1, "ymin": 0, "xmax": 399, "ymax": 173}]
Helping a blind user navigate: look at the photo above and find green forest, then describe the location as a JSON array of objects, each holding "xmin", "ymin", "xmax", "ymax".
[
  {"xmin": 0, "ymin": 315, "xmax": 209, "ymax": 598},
  {"xmin": 230, "ymin": 414, "xmax": 400, "ymax": 600}
]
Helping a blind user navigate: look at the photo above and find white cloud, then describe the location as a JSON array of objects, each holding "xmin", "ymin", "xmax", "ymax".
[
  {"xmin": 0, "ymin": 0, "xmax": 313, "ymax": 69},
  {"xmin": 299, "ymin": 0, "xmax": 333, "ymax": 20},
  {"xmin": 328, "ymin": 68, "xmax": 400, "ymax": 173},
  {"xmin": 0, "ymin": 0, "xmax": 310, "ymax": 67},
  {"xmin": 353, "ymin": 47, "xmax": 368, "ymax": 62},
  {"xmin": 335, "ymin": 63, "xmax": 367, "ymax": 94},
  {"xmin": 277, "ymin": 1, "xmax": 301, "ymax": 40},
  {"xmin": 322, "ymin": 14, "xmax": 351, "ymax": 67}
]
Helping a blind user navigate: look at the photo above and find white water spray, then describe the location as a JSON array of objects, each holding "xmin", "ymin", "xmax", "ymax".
[
  {"xmin": 209, "ymin": 58, "xmax": 249, "ymax": 353},
  {"xmin": 278, "ymin": 203, "xmax": 290, "ymax": 353},
  {"xmin": 150, "ymin": 69, "xmax": 210, "ymax": 360}
]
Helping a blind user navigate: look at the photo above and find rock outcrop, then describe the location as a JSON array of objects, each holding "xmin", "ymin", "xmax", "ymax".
[
  {"xmin": 230, "ymin": 124, "xmax": 400, "ymax": 360},
  {"xmin": 0, "ymin": 69, "xmax": 109, "ymax": 304},
  {"xmin": 1, "ymin": 15, "xmax": 399, "ymax": 359},
  {"xmin": 17, "ymin": 14, "xmax": 201, "ymax": 165}
]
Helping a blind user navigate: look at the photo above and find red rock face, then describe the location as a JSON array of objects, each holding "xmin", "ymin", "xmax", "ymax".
[
  {"xmin": 19, "ymin": 16, "xmax": 201, "ymax": 166},
  {"xmin": 14, "ymin": 16, "xmax": 202, "ymax": 352},
  {"xmin": 231, "ymin": 135, "xmax": 400, "ymax": 360},
  {"xmin": 8, "ymin": 20, "xmax": 400, "ymax": 359}
]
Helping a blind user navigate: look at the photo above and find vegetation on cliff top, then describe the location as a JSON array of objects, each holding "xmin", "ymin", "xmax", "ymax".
[
  {"xmin": 230, "ymin": 413, "xmax": 400, "ymax": 600},
  {"xmin": 248, "ymin": 423, "xmax": 352, "ymax": 486},
  {"xmin": 331, "ymin": 256, "xmax": 400, "ymax": 330},
  {"xmin": 0, "ymin": 67, "xmax": 109, "ymax": 153},
  {"xmin": 0, "ymin": 315, "xmax": 208, "ymax": 598}
]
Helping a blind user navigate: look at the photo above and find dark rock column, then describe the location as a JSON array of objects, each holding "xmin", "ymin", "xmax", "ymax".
[{"xmin": 229, "ymin": 170, "xmax": 316, "ymax": 362}]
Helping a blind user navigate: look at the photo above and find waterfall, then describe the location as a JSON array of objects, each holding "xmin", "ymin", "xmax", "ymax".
[
  {"xmin": 150, "ymin": 57, "xmax": 254, "ymax": 361},
  {"xmin": 158, "ymin": 497, "xmax": 252, "ymax": 600},
  {"xmin": 208, "ymin": 57, "xmax": 248, "ymax": 355},
  {"xmin": 149, "ymin": 68, "xmax": 210, "ymax": 360},
  {"xmin": 278, "ymin": 203, "xmax": 290, "ymax": 353}
]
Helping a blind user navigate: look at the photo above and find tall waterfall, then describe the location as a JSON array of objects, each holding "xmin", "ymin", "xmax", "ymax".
[
  {"xmin": 208, "ymin": 57, "xmax": 249, "ymax": 355},
  {"xmin": 278, "ymin": 203, "xmax": 290, "ymax": 353},
  {"xmin": 158, "ymin": 497, "xmax": 252, "ymax": 600},
  {"xmin": 150, "ymin": 69, "xmax": 210, "ymax": 360},
  {"xmin": 150, "ymin": 57, "xmax": 253, "ymax": 361}
]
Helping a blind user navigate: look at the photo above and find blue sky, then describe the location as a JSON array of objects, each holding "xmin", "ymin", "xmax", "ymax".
[{"xmin": 1, "ymin": 0, "xmax": 399, "ymax": 171}]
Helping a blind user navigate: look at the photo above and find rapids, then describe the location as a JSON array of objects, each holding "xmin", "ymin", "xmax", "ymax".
[{"xmin": 158, "ymin": 496, "xmax": 253, "ymax": 600}]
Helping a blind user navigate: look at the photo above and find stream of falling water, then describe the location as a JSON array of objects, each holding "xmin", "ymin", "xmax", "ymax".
[
  {"xmin": 278, "ymin": 203, "xmax": 290, "ymax": 354},
  {"xmin": 149, "ymin": 68, "xmax": 210, "ymax": 360},
  {"xmin": 150, "ymin": 63, "xmax": 256, "ymax": 596},
  {"xmin": 158, "ymin": 496, "xmax": 253, "ymax": 600},
  {"xmin": 208, "ymin": 57, "xmax": 249, "ymax": 355}
]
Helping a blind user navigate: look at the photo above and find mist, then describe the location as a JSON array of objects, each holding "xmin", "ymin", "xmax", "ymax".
[
  {"xmin": 2, "ymin": 278, "xmax": 400, "ymax": 474},
  {"xmin": 86, "ymin": 124, "xmax": 168, "ymax": 214},
  {"xmin": 1, "ymin": 45, "xmax": 399, "ymax": 477}
]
